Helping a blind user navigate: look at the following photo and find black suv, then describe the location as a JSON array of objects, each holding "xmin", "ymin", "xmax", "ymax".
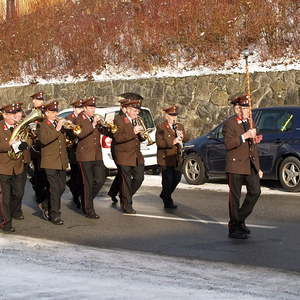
[{"xmin": 183, "ymin": 106, "xmax": 300, "ymax": 192}]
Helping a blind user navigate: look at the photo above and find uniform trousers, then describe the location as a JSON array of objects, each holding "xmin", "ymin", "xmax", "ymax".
[
  {"xmin": 227, "ymin": 166, "xmax": 261, "ymax": 232},
  {"xmin": 160, "ymin": 166, "xmax": 182, "ymax": 205},
  {"xmin": 67, "ymin": 162, "xmax": 83, "ymax": 202},
  {"xmin": 13, "ymin": 164, "xmax": 28, "ymax": 218},
  {"xmin": 30, "ymin": 150, "xmax": 50, "ymax": 204},
  {"xmin": 44, "ymin": 169, "xmax": 66, "ymax": 220},
  {"xmin": 108, "ymin": 170, "xmax": 121, "ymax": 198},
  {"xmin": 79, "ymin": 160, "xmax": 106, "ymax": 215},
  {"xmin": 0, "ymin": 172, "xmax": 25, "ymax": 228},
  {"xmin": 119, "ymin": 164, "xmax": 144, "ymax": 210}
]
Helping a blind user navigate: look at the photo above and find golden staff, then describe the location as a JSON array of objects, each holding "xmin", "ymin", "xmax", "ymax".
[{"xmin": 242, "ymin": 48, "xmax": 254, "ymax": 129}]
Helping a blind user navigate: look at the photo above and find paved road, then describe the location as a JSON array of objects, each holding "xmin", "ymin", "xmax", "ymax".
[{"xmin": 9, "ymin": 176, "xmax": 300, "ymax": 273}]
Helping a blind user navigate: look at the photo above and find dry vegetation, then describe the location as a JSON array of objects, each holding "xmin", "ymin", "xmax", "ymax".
[{"xmin": 0, "ymin": 0, "xmax": 299, "ymax": 83}]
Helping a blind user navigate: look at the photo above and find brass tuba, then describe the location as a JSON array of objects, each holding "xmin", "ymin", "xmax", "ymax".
[
  {"xmin": 133, "ymin": 116, "xmax": 155, "ymax": 146},
  {"xmin": 8, "ymin": 109, "xmax": 43, "ymax": 159}
]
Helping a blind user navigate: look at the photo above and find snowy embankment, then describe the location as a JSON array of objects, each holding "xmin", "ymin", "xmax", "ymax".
[
  {"xmin": 142, "ymin": 175, "xmax": 300, "ymax": 196},
  {"xmin": 1, "ymin": 235, "xmax": 299, "ymax": 300}
]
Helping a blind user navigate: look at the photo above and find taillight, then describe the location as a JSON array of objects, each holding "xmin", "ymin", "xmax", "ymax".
[{"xmin": 102, "ymin": 136, "xmax": 112, "ymax": 148}]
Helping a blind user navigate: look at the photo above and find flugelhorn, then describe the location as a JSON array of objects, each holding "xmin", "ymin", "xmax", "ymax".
[
  {"xmin": 56, "ymin": 117, "xmax": 82, "ymax": 136},
  {"xmin": 133, "ymin": 116, "xmax": 155, "ymax": 146},
  {"xmin": 94, "ymin": 114, "xmax": 118, "ymax": 133}
]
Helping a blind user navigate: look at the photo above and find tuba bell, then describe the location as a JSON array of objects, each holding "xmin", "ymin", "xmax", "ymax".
[{"xmin": 8, "ymin": 108, "xmax": 43, "ymax": 159}]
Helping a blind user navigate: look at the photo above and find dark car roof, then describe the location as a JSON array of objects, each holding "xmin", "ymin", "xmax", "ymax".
[{"xmin": 254, "ymin": 106, "xmax": 300, "ymax": 111}]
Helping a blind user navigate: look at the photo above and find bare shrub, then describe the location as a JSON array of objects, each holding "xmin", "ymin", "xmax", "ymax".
[{"xmin": 0, "ymin": 0, "xmax": 298, "ymax": 82}]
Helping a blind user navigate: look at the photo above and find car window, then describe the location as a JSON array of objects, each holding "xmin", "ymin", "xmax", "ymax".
[
  {"xmin": 58, "ymin": 111, "xmax": 72, "ymax": 119},
  {"xmin": 211, "ymin": 124, "xmax": 224, "ymax": 139},
  {"xmin": 257, "ymin": 110, "xmax": 294, "ymax": 133},
  {"xmin": 139, "ymin": 109, "xmax": 155, "ymax": 129}
]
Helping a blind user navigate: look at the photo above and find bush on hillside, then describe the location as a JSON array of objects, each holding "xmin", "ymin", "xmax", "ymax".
[{"xmin": 0, "ymin": 0, "xmax": 298, "ymax": 82}]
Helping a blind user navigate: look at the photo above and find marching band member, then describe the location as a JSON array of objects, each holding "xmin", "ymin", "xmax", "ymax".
[
  {"xmin": 108, "ymin": 93, "xmax": 144, "ymax": 204},
  {"xmin": 112, "ymin": 98, "xmax": 144, "ymax": 214},
  {"xmin": 74, "ymin": 97, "xmax": 107, "ymax": 219},
  {"xmin": 223, "ymin": 95, "xmax": 263, "ymax": 239},
  {"xmin": 0, "ymin": 104, "xmax": 27, "ymax": 232},
  {"xmin": 156, "ymin": 105, "xmax": 188, "ymax": 209},
  {"xmin": 28, "ymin": 92, "xmax": 50, "ymax": 218},
  {"xmin": 12, "ymin": 102, "xmax": 32, "ymax": 220},
  {"xmin": 65, "ymin": 99, "xmax": 84, "ymax": 209},
  {"xmin": 37, "ymin": 101, "xmax": 68, "ymax": 225}
]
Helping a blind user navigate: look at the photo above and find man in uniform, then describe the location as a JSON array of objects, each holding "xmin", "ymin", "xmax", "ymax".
[
  {"xmin": 0, "ymin": 104, "xmax": 28, "ymax": 232},
  {"xmin": 12, "ymin": 102, "xmax": 32, "ymax": 220},
  {"xmin": 223, "ymin": 95, "xmax": 263, "ymax": 239},
  {"xmin": 37, "ymin": 101, "xmax": 68, "ymax": 225},
  {"xmin": 65, "ymin": 99, "xmax": 84, "ymax": 209},
  {"xmin": 28, "ymin": 92, "xmax": 50, "ymax": 217},
  {"xmin": 112, "ymin": 98, "xmax": 145, "ymax": 214},
  {"xmin": 156, "ymin": 105, "xmax": 189, "ymax": 209},
  {"xmin": 108, "ymin": 92, "xmax": 144, "ymax": 204},
  {"xmin": 74, "ymin": 97, "xmax": 107, "ymax": 219}
]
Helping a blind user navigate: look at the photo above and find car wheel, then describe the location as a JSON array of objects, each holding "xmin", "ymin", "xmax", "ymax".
[
  {"xmin": 279, "ymin": 156, "xmax": 300, "ymax": 192},
  {"xmin": 182, "ymin": 153, "xmax": 207, "ymax": 185}
]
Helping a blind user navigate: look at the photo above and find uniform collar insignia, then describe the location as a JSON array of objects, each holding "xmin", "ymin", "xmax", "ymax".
[
  {"xmin": 46, "ymin": 119, "xmax": 52, "ymax": 126},
  {"xmin": 124, "ymin": 117, "xmax": 130, "ymax": 124}
]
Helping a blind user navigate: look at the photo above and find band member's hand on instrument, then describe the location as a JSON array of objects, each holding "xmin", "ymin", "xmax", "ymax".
[
  {"xmin": 258, "ymin": 169, "xmax": 263, "ymax": 179},
  {"xmin": 18, "ymin": 141, "xmax": 28, "ymax": 151},
  {"xmin": 243, "ymin": 128, "xmax": 256, "ymax": 140},
  {"xmin": 93, "ymin": 114, "xmax": 102, "ymax": 128},
  {"xmin": 133, "ymin": 124, "xmax": 143, "ymax": 135},
  {"xmin": 253, "ymin": 134, "xmax": 263, "ymax": 144},
  {"xmin": 56, "ymin": 119, "xmax": 64, "ymax": 131},
  {"xmin": 173, "ymin": 137, "xmax": 182, "ymax": 145}
]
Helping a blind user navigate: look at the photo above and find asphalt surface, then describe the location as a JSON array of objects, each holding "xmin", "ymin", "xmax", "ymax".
[{"xmin": 8, "ymin": 176, "xmax": 300, "ymax": 273}]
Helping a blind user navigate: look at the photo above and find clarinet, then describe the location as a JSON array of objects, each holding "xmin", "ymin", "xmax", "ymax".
[{"xmin": 172, "ymin": 121, "xmax": 183, "ymax": 152}]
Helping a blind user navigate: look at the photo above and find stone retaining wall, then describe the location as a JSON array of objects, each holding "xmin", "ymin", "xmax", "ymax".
[{"xmin": 0, "ymin": 70, "xmax": 299, "ymax": 138}]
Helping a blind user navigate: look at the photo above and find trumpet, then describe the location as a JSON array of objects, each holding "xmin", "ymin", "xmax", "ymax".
[
  {"xmin": 56, "ymin": 117, "xmax": 82, "ymax": 136},
  {"xmin": 94, "ymin": 114, "xmax": 118, "ymax": 134},
  {"xmin": 132, "ymin": 116, "xmax": 155, "ymax": 146}
]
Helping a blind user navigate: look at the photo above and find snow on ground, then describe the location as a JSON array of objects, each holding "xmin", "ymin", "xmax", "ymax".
[
  {"xmin": 0, "ymin": 235, "xmax": 300, "ymax": 300},
  {"xmin": 142, "ymin": 175, "xmax": 300, "ymax": 197}
]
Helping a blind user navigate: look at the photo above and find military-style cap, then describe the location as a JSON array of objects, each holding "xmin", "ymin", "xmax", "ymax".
[
  {"xmin": 163, "ymin": 105, "xmax": 178, "ymax": 116},
  {"xmin": 82, "ymin": 97, "xmax": 96, "ymax": 107},
  {"xmin": 118, "ymin": 92, "xmax": 143, "ymax": 101},
  {"xmin": 14, "ymin": 102, "xmax": 24, "ymax": 112},
  {"xmin": 0, "ymin": 103, "xmax": 18, "ymax": 114},
  {"xmin": 123, "ymin": 99, "xmax": 141, "ymax": 109},
  {"xmin": 44, "ymin": 101, "xmax": 59, "ymax": 112},
  {"xmin": 230, "ymin": 95, "xmax": 250, "ymax": 107},
  {"xmin": 71, "ymin": 99, "xmax": 84, "ymax": 108},
  {"xmin": 30, "ymin": 92, "xmax": 44, "ymax": 101}
]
